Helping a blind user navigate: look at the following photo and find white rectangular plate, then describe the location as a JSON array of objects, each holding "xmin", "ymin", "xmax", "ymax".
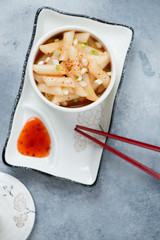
[{"xmin": 3, "ymin": 7, "xmax": 134, "ymax": 185}]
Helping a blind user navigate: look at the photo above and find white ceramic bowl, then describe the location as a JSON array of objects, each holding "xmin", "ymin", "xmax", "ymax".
[{"xmin": 28, "ymin": 25, "xmax": 116, "ymax": 112}]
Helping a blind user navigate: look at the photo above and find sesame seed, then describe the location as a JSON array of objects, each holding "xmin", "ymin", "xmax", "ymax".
[{"xmin": 81, "ymin": 68, "xmax": 88, "ymax": 75}]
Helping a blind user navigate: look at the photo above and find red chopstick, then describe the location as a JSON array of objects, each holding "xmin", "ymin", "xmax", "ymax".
[
  {"xmin": 76, "ymin": 125, "xmax": 160, "ymax": 152},
  {"xmin": 75, "ymin": 125, "xmax": 160, "ymax": 181}
]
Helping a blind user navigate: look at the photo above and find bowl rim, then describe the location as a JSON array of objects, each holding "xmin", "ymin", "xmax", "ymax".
[{"xmin": 28, "ymin": 25, "xmax": 116, "ymax": 112}]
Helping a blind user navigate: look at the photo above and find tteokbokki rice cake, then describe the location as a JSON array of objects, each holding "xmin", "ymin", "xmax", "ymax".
[{"xmin": 32, "ymin": 29, "xmax": 114, "ymax": 109}]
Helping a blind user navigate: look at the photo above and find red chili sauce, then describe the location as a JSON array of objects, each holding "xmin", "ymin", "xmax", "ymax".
[{"xmin": 17, "ymin": 117, "xmax": 51, "ymax": 158}]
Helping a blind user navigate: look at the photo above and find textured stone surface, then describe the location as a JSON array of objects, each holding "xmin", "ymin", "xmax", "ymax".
[{"xmin": 0, "ymin": 1, "xmax": 160, "ymax": 239}]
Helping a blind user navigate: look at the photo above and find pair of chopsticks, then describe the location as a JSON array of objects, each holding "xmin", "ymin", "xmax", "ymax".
[{"xmin": 74, "ymin": 125, "xmax": 160, "ymax": 181}]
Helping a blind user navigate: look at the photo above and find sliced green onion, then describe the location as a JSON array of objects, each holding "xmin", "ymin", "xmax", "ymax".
[
  {"xmin": 107, "ymin": 71, "xmax": 112, "ymax": 76},
  {"xmin": 88, "ymin": 90, "xmax": 93, "ymax": 95},
  {"xmin": 79, "ymin": 81, "xmax": 87, "ymax": 87},
  {"xmin": 73, "ymin": 38, "xmax": 78, "ymax": 45},
  {"xmin": 54, "ymin": 39, "xmax": 60, "ymax": 42},
  {"xmin": 95, "ymin": 79, "xmax": 103, "ymax": 85},
  {"xmin": 75, "ymin": 76, "xmax": 83, "ymax": 81},
  {"xmin": 82, "ymin": 58, "xmax": 88, "ymax": 66},
  {"xmin": 62, "ymin": 88, "xmax": 69, "ymax": 95},
  {"xmin": 81, "ymin": 43, "xmax": 86, "ymax": 48},
  {"xmin": 56, "ymin": 65, "xmax": 60, "ymax": 70},
  {"xmin": 77, "ymin": 76, "xmax": 83, "ymax": 81},
  {"xmin": 44, "ymin": 57, "xmax": 51, "ymax": 63},
  {"xmin": 52, "ymin": 59, "xmax": 59, "ymax": 65},
  {"xmin": 91, "ymin": 49, "xmax": 98, "ymax": 55},
  {"xmin": 38, "ymin": 61, "xmax": 44, "ymax": 65},
  {"xmin": 81, "ymin": 68, "xmax": 88, "ymax": 75},
  {"xmin": 54, "ymin": 49, "xmax": 61, "ymax": 56},
  {"xmin": 73, "ymin": 99, "xmax": 78, "ymax": 103}
]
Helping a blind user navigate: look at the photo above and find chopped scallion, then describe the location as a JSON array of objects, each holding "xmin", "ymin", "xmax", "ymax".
[
  {"xmin": 73, "ymin": 38, "xmax": 78, "ymax": 45},
  {"xmin": 56, "ymin": 65, "xmax": 60, "ymax": 70},
  {"xmin": 107, "ymin": 71, "xmax": 112, "ymax": 76},
  {"xmin": 79, "ymin": 81, "xmax": 87, "ymax": 87},
  {"xmin": 91, "ymin": 49, "xmax": 98, "ymax": 55},
  {"xmin": 54, "ymin": 49, "xmax": 61, "ymax": 56},
  {"xmin": 76, "ymin": 76, "xmax": 83, "ymax": 81},
  {"xmin": 81, "ymin": 43, "xmax": 86, "ymax": 48},
  {"xmin": 63, "ymin": 88, "xmax": 69, "ymax": 95}
]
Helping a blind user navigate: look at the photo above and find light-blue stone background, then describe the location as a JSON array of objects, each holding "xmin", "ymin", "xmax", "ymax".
[{"xmin": 0, "ymin": 1, "xmax": 160, "ymax": 239}]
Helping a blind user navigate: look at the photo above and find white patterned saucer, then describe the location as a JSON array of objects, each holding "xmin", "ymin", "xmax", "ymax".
[{"xmin": 0, "ymin": 172, "xmax": 35, "ymax": 240}]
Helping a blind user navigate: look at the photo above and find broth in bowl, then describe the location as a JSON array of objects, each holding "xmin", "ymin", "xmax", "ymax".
[{"xmin": 33, "ymin": 30, "xmax": 112, "ymax": 108}]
